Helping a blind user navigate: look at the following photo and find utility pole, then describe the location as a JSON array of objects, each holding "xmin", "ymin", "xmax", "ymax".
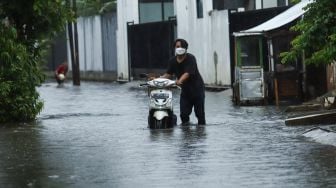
[{"xmin": 67, "ymin": 0, "xmax": 80, "ymax": 85}]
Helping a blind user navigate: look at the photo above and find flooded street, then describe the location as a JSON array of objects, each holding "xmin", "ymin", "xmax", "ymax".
[{"xmin": 1, "ymin": 81, "xmax": 336, "ymax": 187}]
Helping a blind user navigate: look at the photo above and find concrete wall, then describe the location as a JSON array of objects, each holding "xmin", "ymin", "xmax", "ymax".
[
  {"xmin": 116, "ymin": 0, "xmax": 139, "ymax": 81},
  {"xmin": 66, "ymin": 13, "xmax": 118, "ymax": 79},
  {"xmin": 102, "ymin": 12, "xmax": 118, "ymax": 72},
  {"xmin": 77, "ymin": 16, "xmax": 103, "ymax": 71},
  {"xmin": 175, "ymin": 0, "xmax": 231, "ymax": 86}
]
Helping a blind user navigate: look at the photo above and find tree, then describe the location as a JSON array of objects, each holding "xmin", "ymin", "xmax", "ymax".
[
  {"xmin": 77, "ymin": 0, "xmax": 116, "ymax": 17},
  {"xmin": 281, "ymin": 0, "xmax": 336, "ymax": 65},
  {"xmin": 0, "ymin": 0, "xmax": 73, "ymax": 123}
]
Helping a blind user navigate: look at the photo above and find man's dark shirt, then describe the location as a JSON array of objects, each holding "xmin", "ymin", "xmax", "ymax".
[{"xmin": 167, "ymin": 53, "xmax": 205, "ymax": 97}]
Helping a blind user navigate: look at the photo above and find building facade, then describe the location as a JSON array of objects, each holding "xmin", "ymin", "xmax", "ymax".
[{"xmin": 116, "ymin": 0, "xmax": 291, "ymax": 85}]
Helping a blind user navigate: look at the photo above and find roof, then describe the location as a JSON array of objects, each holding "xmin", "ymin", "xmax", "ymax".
[{"xmin": 234, "ymin": 0, "xmax": 312, "ymax": 37}]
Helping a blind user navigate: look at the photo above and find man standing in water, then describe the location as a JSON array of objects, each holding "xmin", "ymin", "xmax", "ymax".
[{"xmin": 161, "ymin": 38, "xmax": 206, "ymax": 125}]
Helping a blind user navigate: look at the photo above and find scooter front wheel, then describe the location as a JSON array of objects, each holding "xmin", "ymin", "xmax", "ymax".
[{"xmin": 148, "ymin": 116, "xmax": 172, "ymax": 129}]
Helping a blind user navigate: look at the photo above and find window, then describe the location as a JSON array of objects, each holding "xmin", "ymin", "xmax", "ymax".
[
  {"xmin": 277, "ymin": 0, "xmax": 286, "ymax": 6},
  {"xmin": 163, "ymin": 2, "xmax": 174, "ymax": 20},
  {"xmin": 196, "ymin": 0, "xmax": 203, "ymax": 18},
  {"xmin": 139, "ymin": 0, "xmax": 174, "ymax": 23},
  {"xmin": 257, "ymin": 0, "xmax": 290, "ymax": 9},
  {"xmin": 213, "ymin": 0, "xmax": 255, "ymax": 11},
  {"xmin": 239, "ymin": 37, "xmax": 261, "ymax": 67},
  {"xmin": 262, "ymin": 0, "xmax": 277, "ymax": 8}
]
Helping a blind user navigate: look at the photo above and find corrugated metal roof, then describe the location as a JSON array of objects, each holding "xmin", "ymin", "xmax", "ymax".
[{"xmin": 233, "ymin": 0, "xmax": 312, "ymax": 37}]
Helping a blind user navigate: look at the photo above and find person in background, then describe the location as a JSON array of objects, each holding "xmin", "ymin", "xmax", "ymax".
[
  {"xmin": 160, "ymin": 38, "xmax": 206, "ymax": 125},
  {"xmin": 55, "ymin": 62, "xmax": 68, "ymax": 84}
]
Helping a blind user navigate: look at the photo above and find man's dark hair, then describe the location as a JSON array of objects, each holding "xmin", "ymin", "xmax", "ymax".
[{"xmin": 174, "ymin": 38, "xmax": 188, "ymax": 49}]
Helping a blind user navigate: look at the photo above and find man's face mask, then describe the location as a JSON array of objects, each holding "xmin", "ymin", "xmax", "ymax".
[{"xmin": 175, "ymin": 47, "xmax": 186, "ymax": 56}]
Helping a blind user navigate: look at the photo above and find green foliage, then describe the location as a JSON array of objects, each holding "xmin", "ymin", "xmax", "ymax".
[
  {"xmin": 0, "ymin": 0, "xmax": 73, "ymax": 123},
  {"xmin": 290, "ymin": 0, "xmax": 300, "ymax": 4},
  {"xmin": 0, "ymin": 26, "xmax": 44, "ymax": 122},
  {"xmin": 77, "ymin": 0, "xmax": 116, "ymax": 17},
  {"xmin": 0, "ymin": 0, "xmax": 73, "ymax": 48},
  {"xmin": 281, "ymin": 0, "xmax": 336, "ymax": 65}
]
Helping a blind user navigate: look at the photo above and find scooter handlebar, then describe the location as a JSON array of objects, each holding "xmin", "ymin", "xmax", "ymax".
[{"xmin": 139, "ymin": 79, "xmax": 181, "ymax": 89}]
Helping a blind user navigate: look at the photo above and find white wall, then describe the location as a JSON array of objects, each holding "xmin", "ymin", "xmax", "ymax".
[
  {"xmin": 68, "ymin": 14, "xmax": 118, "ymax": 73},
  {"xmin": 116, "ymin": 0, "xmax": 139, "ymax": 81},
  {"xmin": 175, "ymin": 0, "xmax": 231, "ymax": 86}
]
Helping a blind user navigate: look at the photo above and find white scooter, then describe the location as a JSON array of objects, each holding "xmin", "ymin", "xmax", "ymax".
[{"xmin": 140, "ymin": 76, "xmax": 178, "ymax": 129}]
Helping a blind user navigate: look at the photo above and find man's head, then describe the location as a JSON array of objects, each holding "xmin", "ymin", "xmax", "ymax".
[{"xmin": 174, "ymin": 38, "xmax": 188, "ymax": 56}]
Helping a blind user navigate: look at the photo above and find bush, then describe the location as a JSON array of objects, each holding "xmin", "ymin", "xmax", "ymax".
[{"xmin": 0, "ymin": 25, "xmax": 44, "ymax": 123}]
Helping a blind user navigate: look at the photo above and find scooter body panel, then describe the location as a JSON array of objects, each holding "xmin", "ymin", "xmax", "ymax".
[
  {"xmin": 153, "ymin": 111, "xmax": 169, "ymax": 121},
  {"xmin": 141, "ymin": 78, "xmax": 178, "ymax": 129}
]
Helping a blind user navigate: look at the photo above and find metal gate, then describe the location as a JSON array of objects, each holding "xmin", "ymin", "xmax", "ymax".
[{"xmin": 127, "ymin": 20, "xmax": 176, "ymax": 77}]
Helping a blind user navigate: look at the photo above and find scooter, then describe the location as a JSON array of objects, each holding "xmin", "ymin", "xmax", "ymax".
[
  {"xmin": 140, "ymin": 76, "xmax": 178, "ymax": 129},
  {"xmin": 55, "ymin": 73, "xmax": 66, "ymax": 85}
]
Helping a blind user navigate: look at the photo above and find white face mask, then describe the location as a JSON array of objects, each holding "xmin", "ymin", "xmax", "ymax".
[{"xmin": 175, "ymin": 47, "xmax": 186, "ymax": 55}]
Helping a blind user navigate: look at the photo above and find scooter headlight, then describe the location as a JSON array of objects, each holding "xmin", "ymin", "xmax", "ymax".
[
  {"xmin": 150, "ymin": 93, "xmax": 171, "ymax": 108},
  {"xmin": 150, "ymin": 98, "xmax": 172, "ymax": 108},
  {"xmin": 153, "ymin": 80, "xmax": 169, "ymax": 87}
]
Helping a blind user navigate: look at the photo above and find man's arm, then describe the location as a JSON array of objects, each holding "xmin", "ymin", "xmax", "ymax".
[
  {"xmin": 149, "ymin": 73, "xmax": 172, "ymax": 80},
  {"xmin": 176, "ymin": 72, "xmax": 189, "ymax": 85},
  {"xmin": 160, "ymin": 73, "xmax": 172, "ymax": 79}
]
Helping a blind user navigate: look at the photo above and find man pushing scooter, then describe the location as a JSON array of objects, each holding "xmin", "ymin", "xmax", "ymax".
[{"xmin": 159, "ymin": 38, "xmax": 206, "ymax": 125}]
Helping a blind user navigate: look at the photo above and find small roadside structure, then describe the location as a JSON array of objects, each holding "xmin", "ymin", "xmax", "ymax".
[{"xmin": 232, "ymin": 0, "xmax": 311, "ymax": 105}]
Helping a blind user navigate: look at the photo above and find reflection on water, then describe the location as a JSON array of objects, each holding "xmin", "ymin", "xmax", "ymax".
[
  {"xmin": 0, "ymin": 125, "xmax": 46, "ymax": 188},
  {"xmin": 177, "ymin": 126, "xmax": 207, "ymax": 177},
  {"xmin": 39, "ymin": 113, "xmax": 120, "ymax": 120},
  {"xmin": 0, "ymin": 81, "xmax": 336, "ymax": 187},
  {"xmin": 149, "ymin": 129, "xmax": 175, "ymax": 142}
]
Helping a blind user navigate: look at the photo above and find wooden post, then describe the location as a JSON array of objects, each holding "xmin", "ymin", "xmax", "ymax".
[
  {"xmin": 67, "ymin": 0, "xmax": 80, "ymax": 86},
  {"xmin": 274, "ymin": 78, "xmax": 279, "ymax": 106},
  {"xmin": 72, "ymin": 0, "xmax": 80, "ymax": 85}
]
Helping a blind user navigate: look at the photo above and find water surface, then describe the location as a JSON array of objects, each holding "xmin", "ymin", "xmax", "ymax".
[{"xmin": 1, "ymin": 81, "xmax": 336, "ymax": 188}]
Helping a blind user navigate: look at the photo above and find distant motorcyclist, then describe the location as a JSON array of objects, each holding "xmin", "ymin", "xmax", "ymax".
[{"xmin": 55, "ymin": 62, "xmax": 68, "ymax": 84}]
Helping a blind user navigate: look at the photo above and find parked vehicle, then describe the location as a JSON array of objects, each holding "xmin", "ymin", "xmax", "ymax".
[{"xmin": 140, "ymin": 76, "xmax": 178, "ymax": 129}]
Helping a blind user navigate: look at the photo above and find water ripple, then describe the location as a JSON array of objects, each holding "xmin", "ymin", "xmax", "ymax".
[{"xmin": 39, "ymin": 113, "xmax": 121, "ymax": 120}]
